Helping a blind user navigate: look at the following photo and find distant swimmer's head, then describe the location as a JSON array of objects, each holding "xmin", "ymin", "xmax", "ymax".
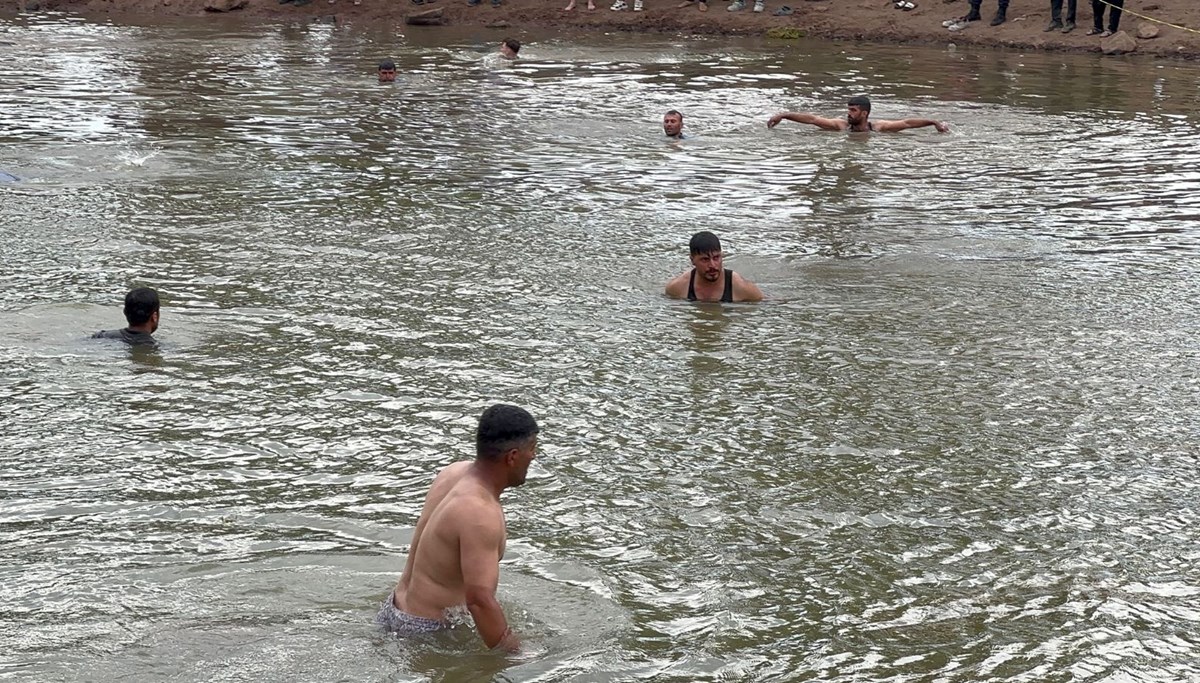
[
  {"xmin": 124, "ymin": 287, "xmax": 161, "ymax": 333},
  {"xmin": 847, "ymin": 95, "xmax": 871, "ymax": 125},
  {"xmin": 688, "ymin": 231, "xmax": 723, "ymax": 283},
  {"xmin": 476, "ymin": 404, "xmax": 540, "ymax": 487},
  {"xmin": 378, "ymin": 59, "xmax": 397, "ymax": 83},
  {"xmin": 663, "ymin": 110, "xmax": 684, "ymax": 139},
  {"xmin": 500, "ymin": 38, "xmax": 521, "ymax": 60}
]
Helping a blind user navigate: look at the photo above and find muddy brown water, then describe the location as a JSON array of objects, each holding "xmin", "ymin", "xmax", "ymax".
[{"xmin": 3, "ymin": 15, "xmax": 1200, "ymax": 682}]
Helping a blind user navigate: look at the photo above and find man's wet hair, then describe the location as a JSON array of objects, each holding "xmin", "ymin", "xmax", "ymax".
[
  {"xmin": 848, "ymin": 95, "xmax": 871, "ymax": 112},
  {"xmin": 689, "ymin": 231, "xmax": 722, "ymax": 256},
  {"xmin": 665, "ymin": 109, "xmax": 684, "ymax": 121},
  {"xmin": 503, "ymin": 39, "xmax": 521, "ymax": 55},
  {"xmin": 124, "ymin": 287, "xmax": 160, "ymax": 326},
  {"xmin": 476, "ymin": 404, "xmax": 539, "ymax": 460},
  {"xmin": 378, "ymin": 59, "xmax": 396, "ymax": 71}
]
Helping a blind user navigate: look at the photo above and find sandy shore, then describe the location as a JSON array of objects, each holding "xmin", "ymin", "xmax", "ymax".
[{"xmin": 13, "ymin": 0, "xmax": 1200, "ymax": 59}]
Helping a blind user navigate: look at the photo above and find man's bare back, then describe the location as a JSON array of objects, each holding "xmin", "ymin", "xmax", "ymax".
[
  {"xmin": 392, "ymin": 462, "xmax": 506, "ymax": 620},
  {"xmin": 377, "ymin": 404, "xmax": 539, "ymax": 651}
]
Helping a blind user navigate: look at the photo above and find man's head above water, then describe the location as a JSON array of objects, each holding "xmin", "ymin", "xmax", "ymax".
[
  {"xmin": 500, "ymin": 38, "xmax": 521, "ymax": 60},
  {"xmin": 663, "ymin": 110, "xmax": 684, "ymax": 138},
  {"xmin": 124, "ymin": 287, "xmax": 160, "ymax": 333},
  {"xmin": 689, "ymin": 230, "xmax": 723, "ymax": 283},
  {"xmin": 378, "ymin": 59, "xmax": 396, "ymax": 82},
  {"xmin": 847, "ymin": 95, "xmax": 871, "ymax": 125}
]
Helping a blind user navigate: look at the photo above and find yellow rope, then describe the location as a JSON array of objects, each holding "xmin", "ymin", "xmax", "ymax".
[{"xmin": 1092, "ymin": 0, "xmax": 1200, "ymax": 35}]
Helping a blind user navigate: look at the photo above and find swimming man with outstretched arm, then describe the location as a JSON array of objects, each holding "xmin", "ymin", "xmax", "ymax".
[{"xmin": 767, "ymin": 95, "xmax": 949, "ymax": 133}]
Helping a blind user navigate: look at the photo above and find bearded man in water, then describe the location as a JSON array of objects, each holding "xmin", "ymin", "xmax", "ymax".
[
  {"xmin": 767, "ymin": 95, "xmax": 949, "ymax": 133},
  {"xmin": 665, "ymin": 231, "xmax": 764, "ymax": 303}
]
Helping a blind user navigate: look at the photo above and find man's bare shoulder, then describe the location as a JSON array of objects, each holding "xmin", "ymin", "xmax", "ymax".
[
  {"xmin": 731, "ymin": 271, "xmax": 764, "ymax": 302},
  {"xmin": 424, "ymin": 461, "xmax": 473, "ymax": 500},
  {"xmin": 665, "ymin": 271, "xmax": 690, "ymax": 298},
  {"xmin": 432, "ymin": 460, "xmax": 472, "ymax": 484},
  {"xmin": 436, "ymin": 482, "xmax": 504, "ymax": 530}
]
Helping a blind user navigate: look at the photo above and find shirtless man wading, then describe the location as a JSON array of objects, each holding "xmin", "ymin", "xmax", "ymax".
[{"xmin": 377, "ymin": 404, "xmax": 539, "ymax": 652}]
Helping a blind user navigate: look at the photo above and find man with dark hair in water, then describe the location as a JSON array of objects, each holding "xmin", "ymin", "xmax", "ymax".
[
  {"xmin": 378, "ymin": 59, "xmax": 397, "ymax": 83},
  {"xmin": 663, "ymin": 110, "xmax": 685, "ymax": 139},
  {"xmin": 767, "ymin": 95, "xmax": 949, "ymax": 134},
  {"xmin": 499, "ymin": 39, "xmax": 521, "ymax": 60},
  {"xmin": 666, "ymin": 231, "xmax": 764, "ymax": 303},
  {"xmin": 377, "ymin": 404, "xmax": 540, "ymax": 652},
  {"xmin": 92, "ymin": 287, "xmax": 160, "ymax": 346}
]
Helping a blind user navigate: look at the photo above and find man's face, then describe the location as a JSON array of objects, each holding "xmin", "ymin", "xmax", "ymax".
[
  {"xmin": 378, "ymin": 68, "xmax": 396, "ymax": 83},
  {"xmin": 690, "ymin": 250, "xmax": 723, "ymax": 282},
  {"xmin": 663, "ymin": 113, "xmax": 683, "ymax": 138},
  {"xmin": 847, "ymin": 105, "xmax": 868, "ymax": 125},
  {"xmin": 149, "ymin": 311, "xmax": 159, "ymax": 333},
  {"xmin": 508, "ymin": 437, "xmax": 537, "ymax": 487},
  {"xmin": 500, "ymin": 44, "xmax": 517, "ymax": 60}
]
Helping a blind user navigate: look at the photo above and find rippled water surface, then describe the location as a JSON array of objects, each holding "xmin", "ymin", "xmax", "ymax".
[{"xmin": 3, "ymin": 14, "xmax": 1200, "ymax": 682}]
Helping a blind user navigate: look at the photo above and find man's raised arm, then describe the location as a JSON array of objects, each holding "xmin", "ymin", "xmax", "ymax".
[{"xmin": 767, "ymin": 112, "xmax": 844, "ymax": 131}]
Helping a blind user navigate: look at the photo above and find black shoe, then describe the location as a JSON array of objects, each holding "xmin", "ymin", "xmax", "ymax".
[
  {"xmin": 1044, "ymin": 19, "xmax": 1061, "ymax": 31},
  {"xmin": 989, "ymin": 10, "xmax": 1005, "ymax": 25},
  {"xmin": 1062, "ymin": 20, "xmax": 1075, "ymax": 33}
]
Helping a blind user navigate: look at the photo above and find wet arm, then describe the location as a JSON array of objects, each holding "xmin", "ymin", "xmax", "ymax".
[
  {"xmin": 877, "ymin": 118, "xmax": 949, "ymax": 133},
  {"xmin": 735, "ymin": 276, "xmax": 764, "ymax": 303},
  {"xmin": 665, "ymin": 273, "xmax": 689, "ymax": 299},
  {"xmin": 461, "ymin": 516, "xmax": 515, "ymax": 650},
  {"xmin": 767, "ymin": 112, "xmax": 842, "ymax": 130}
]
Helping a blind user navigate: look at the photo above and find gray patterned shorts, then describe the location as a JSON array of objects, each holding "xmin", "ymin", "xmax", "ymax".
[{"xmin": 375, "ymin": 591, "xmax": 448, "ymax": 636}]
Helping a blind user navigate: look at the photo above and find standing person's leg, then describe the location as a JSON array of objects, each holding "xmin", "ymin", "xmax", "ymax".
[
  {"xmin": 1107, "ymin": 0, "xmax": 1124, "ymax": 31},
  {"xmin": 1048, "ymin": 0, "xmax": 1063, "ymax": 29},
  {"xmin": 945, "ymin": 0, "xmax": 981, "ymax": 29},
  {"xmin": 1089, "ymin": 0, "xmax": 1105, "ymax": 33},
  {"xmin": 1063, "ymin": 0, "xmax": 1077, "ymax": 30},
  {"xmin": 990, "ymin": 0, "xmax": 1008, "ymax": 25}
]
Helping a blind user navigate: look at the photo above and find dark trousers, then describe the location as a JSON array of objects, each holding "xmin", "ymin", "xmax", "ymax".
[
  {"xmin": 1051, "ymin": 0, "xmax": 1076, "ymax": 22},
  {"xmin": 1092, "ymin": 0, "xmax": 1123, "ymax": 31},
  {"xmin": 968, "ymin": 0, "xmax": 1008, "ymax": 11}
]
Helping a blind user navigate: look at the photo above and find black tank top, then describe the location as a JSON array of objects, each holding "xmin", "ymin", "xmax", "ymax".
[{"xmin": 687, "ymin": 268, "xmax": 734, "ymax": 303}]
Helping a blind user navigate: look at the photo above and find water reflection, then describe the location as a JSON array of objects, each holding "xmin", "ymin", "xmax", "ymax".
[{"xmin": 2, "ymin": 14, "xmax": 1200, "ymax": 683}]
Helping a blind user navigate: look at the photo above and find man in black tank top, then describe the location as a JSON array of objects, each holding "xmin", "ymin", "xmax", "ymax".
[
  {"xmin": 666, "ymin": 232, "xmax": 764, "ymax": 303},
  {"xmin": 687, "ymin": 268, "xmax": 734, "ymax": 303}
]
